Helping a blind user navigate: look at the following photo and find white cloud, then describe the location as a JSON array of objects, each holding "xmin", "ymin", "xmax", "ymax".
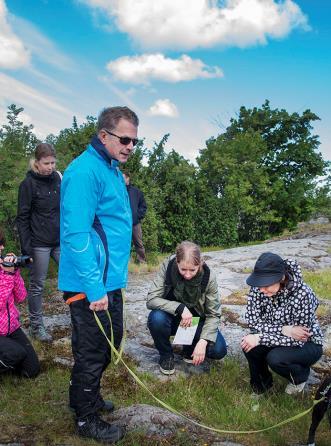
[
  {"xmin": 107, "ymin": 53, "xmax": 223, "ymax": 84},
  {"xmin": 9, "ymin": 15, "xmax": 76, "ymax": 72},
  {"xmin": 0, "ymin": 72, "xmax": 75, "ymax": 136},
  {"xmin": 81, "ymin": 0, "xmax": 308, "ymax": 50},
  {"xmin": 148, "ymin": 99, "xmax": 179, "ymax": 118},
  {"xmin": 0, "ymin": 0, "xmax": 30, "ymax": 69}
]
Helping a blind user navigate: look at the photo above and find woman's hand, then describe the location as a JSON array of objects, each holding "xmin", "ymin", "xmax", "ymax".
[
  {"xmin": 282, "ymin": 325, "xmax": 311, "ymax": 342},
  {"xmin": 241, "ymin": 334, "xmax": 260, "ymax": 353},
  {"xmin": 192, "ymin": 339, "xmax": 207, "ymax": 365},
  {"xmin": 180, "ymin": 307, "xmax": 193, "ymax": 328},
  {"xmin": 0, "ymin": 253, "xmax": 16, "ymax": 273}
]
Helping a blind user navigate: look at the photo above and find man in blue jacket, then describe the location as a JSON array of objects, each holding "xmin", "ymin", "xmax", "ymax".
[
  {"xmin": 123, "ymin": 172, "xmax": 147, "ymax": 263},
  {"xmin": 59, "ymin": 106, "xmax": 139, "ymax": 443}
]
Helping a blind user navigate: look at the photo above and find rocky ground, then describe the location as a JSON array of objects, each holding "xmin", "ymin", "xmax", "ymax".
[{"xmin": 13, "ymin": 232, "xmax": 330, "ymax": 445}]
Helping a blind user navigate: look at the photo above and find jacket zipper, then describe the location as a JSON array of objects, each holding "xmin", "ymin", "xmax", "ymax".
[{"xmin": 6, "ymin": 300, "xmax": 10, "ymax": 335}]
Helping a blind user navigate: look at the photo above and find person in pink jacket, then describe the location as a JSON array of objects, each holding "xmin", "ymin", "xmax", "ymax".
[{"xmin": 0, "ymin": 229, "xmax": 40, "ymax": 377}]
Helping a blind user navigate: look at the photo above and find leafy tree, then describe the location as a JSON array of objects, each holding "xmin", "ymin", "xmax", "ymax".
[
  {"xmin": 198, "ymin": 101, "xmax": 328, "ymax": 238},
  {"xmin": 225, "ymin": 100, "xmax": 328, "ymax": 232},
  {"xmin": 49, "ymin": 116, "xmax": 97, "ymax": 171},
  {"xmin": 145, "ymin": 137, "xmax": 196, "ymax": 251},
  {"xmin": 0, "ymin": 105, "xmax": 39, "ymax": 250}
]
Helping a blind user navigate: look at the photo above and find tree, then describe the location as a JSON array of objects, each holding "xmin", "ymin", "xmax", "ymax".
[
  {"xmin": 198, "ymin": 101, "xmax": 329, "ymax": 239},
  {"xmin": 225, "ymin": 100, "xmax": 328, "ymax": 232},
  {"xmin": 0, "ymin": 105, "xmax": 39, "ymax": 250},
  {"xmin": 145, "ymin": 138, "xmax": 196, "ymax": 251},
  {"xmin": 49, "ymin": 116, "xmax": 97, "ymax": 171}
]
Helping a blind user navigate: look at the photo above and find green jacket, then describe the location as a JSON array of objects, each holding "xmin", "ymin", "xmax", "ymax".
[{"xmin": 146, "ymin": 256, "xmax": 221, "ymax": 342}]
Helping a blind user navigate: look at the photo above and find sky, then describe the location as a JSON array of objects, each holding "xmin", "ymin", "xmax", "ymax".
[{"xmin": 0, "ymin": 0, "xmax": 330, "ymax": 162}]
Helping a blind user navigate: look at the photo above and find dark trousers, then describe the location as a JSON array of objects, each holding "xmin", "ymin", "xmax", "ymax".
[
  {"xmin": 147, "ymin": 309, "xmax": 227, "ymax": 360},
  {"xmin": 66, "ymin": 289, "xmax": 123, "ymax": 419},
  {"xmin": 0, "ymin": 327, "xmax": 40, "ymax": 378},
  {"xmin": 132, "ymin": 223, "xmax": 146, "ymax": 263},
  {"xmin": 244, "ymin": 342, "xmax": 323, "ymax": 393}
]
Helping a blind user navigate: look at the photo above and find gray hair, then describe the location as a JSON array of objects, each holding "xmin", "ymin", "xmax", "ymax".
[{"xmin": 97, "ymin": 106, "xmax": 139, "ymax": 132}]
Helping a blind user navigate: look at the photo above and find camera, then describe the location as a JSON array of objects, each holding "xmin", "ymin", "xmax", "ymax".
[{"xmin": 0, "ymin": 255, "xmax": 33, "ymax": 268}]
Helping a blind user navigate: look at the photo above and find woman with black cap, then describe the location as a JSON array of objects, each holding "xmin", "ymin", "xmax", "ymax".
[{"xmin": 241, "ymin": 252, "xmax": 323, "ymax": 395}]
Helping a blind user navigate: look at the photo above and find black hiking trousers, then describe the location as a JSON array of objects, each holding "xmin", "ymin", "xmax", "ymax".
[
  {"xmin": 0, "ymin": 327, "xmax": 40, "ymax": 378},
  {"xmin": 64, "ymin": 289, "xmax": 123, "ymax": 419}
]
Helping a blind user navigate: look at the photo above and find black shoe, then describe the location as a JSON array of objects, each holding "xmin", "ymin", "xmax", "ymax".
[
  {"xmin": 77, "ymin": 414, "xmax": 124, "ymax": 443},
  {"xmin": 182, "ymin": 348, "xmax": 194, "ymax": 364},
  {"xmin": 159, "ymin": 356, "xmax": 175, "ymax": 375},
  {"xmin": 100, "ymin": 400, "xmax": 115, "ymax": 413},
  {"xmin": 183, "ymin": 355, "xmax": 194, "ymax": 364},
  {"xmin": 69, "ymin": 400, "xmax": 115, "ymax": 414}
]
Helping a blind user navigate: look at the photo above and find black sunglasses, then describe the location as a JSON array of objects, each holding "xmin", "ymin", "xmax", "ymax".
[{"xmin": 104, "ymin": 129, "xmax": 139, "ymax": 147}]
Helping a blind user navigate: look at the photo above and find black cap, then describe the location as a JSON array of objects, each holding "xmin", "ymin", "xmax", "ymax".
[{"xmin": 246, "ymin": 252, "xmax": 285, "ymax": 287}]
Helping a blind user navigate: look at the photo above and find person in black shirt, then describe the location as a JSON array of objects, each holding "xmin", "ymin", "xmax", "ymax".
[
  {"xmin": 123, "ymin": 172, "xmax": 147, "ymax": 263},
  {"xmin": 16, "ymin": 143, "xmax": 61, "ymax": 343}
]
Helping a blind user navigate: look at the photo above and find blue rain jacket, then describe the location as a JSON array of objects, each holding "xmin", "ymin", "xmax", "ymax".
[{"xmin": 58, "ymin": 137, "xmax": 132, "ymax": 302}]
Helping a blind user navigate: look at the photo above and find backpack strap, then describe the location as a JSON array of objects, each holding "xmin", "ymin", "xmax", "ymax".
[
  {"xmin": 165, "ymin": 257, "xmax": 176, "ymax": 288},
  {"xmin": 164, "ymin": 257, "xmax": 210, "ymax": 295},
  {"xmin": 201, "ymin": 263, "xmax": 210, "ymax": 294}
]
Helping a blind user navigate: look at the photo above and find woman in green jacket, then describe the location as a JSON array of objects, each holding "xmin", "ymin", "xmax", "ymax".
[{"xmin": 147, "ymin": 241, "xmax": 227, "ymax": 375}]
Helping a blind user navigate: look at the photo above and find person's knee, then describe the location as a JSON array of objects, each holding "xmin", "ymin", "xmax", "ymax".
[
  {"xmin": 23, "ymin": 361, "xmax": 40, "ymax": 378},
  {"xmin": 28, "ymin": 280, "xmax": 44, "ymax": 293},
  {"xmin": 147, "ymin": 310, "xmax": 169, "ymax": 334},
  {"xmin": 266, "ymin": 350, "xmax": 283, "ymax": 369},
  {"xmin": 4, "ymin": 346, "xmax": 27, "ymax": 367},
  {"xmin": 243, "ymin": 345, "xmax": 264, "ymax": 360},
  {"xmin": 207, "ymin": 337, "xmax": 227, "ymax": 360}
]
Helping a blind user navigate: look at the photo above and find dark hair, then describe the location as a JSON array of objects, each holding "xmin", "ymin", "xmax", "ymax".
[
  {"xmin": 35, "ymin": 143, "xmax": 56, "ymax": 160},
  {"xmin": 0, "ymin": 228, "xmax": 5, "ymax": 246},
  {"xmin": 175, "ymin": 241, "xmax": 203, "ymax": 270},
  {"xmin": 97, "ymin": 106, "xmax": 139, "ymax": 132}
]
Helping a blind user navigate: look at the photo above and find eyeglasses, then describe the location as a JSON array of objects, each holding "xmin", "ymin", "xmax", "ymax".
[{"xmin": 104, "ymin": 129, "xmax": 139, "ymax": 147}]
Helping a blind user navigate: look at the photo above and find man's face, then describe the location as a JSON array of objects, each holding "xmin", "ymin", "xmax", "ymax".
[{"xmin": 99, "ymin": 118, "xmax": 138, "ymax": 163}]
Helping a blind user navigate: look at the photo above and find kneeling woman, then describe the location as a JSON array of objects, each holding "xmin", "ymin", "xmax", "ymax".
[
  {"xmin": 0, "ymin": 230, "xmax": 40, "ymax": 378},
  {"xmin": 241, "ymin": 252, "xmax": 323, "ymax": 395},
  {"xmin": 147, "ymin": 241, "xmax": 227, "ymax": 375}
]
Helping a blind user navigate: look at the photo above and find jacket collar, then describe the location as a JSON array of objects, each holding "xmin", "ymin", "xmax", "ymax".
[{"xmin": 90, "ymin": 135, "xmax": 119, "ymax": 168}]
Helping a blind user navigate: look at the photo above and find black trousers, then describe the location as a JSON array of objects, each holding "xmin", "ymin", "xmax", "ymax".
[
  {"xmin": 0, "ymin": 327, "xmax": 40, "ymax": 378},
  {"xmin": 244, "ymin": 342, "xmax": 323, "ymax": 393},
  {"xmin": 65, "ymin": 289, "xmax": 123, "ymax": 419}
]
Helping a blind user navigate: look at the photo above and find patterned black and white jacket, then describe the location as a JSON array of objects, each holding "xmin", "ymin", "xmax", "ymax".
[{"xmin": 245, "ymin": 259, "xmax": 324, "ymax": 348}]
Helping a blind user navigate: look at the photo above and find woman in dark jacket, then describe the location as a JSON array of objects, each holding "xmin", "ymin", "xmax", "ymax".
[
  {"xmin": 241, "ymin": 252, "xmax": 323, "ymax": 395},
  {"xmin": 16, "ymin": 143, "xmax": 61, "ymax": 342}
]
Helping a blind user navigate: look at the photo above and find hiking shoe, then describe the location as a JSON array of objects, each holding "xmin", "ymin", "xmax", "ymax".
[
  {"xmin": 69, "ymin": 400, "xmax": 114, "ymax": 414},
  {"xmin": 159, "ymin": 356, "xmax": 175, "ymax": 375},
  {"xmin": 285, "ymin": 381, "xmax": 306, "ymax": 395},
  {"xmin": 77, "ymin": 414, "xmax": 124, "ymax": 443},
  {"xmin": 29, "ymin": 325, "xmax": 52, "ymax": 343},
  {"xmin": 100, "ymin": 399, "xmax": 115, "ymax": 413}
]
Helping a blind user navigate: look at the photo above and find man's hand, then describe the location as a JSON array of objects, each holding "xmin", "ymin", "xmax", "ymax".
[
  {"xmin": 0, "ymin": 253, "xmax": 16, "ymax": 273},
  {"xmin": 192, "ymin": 339, "xmax": 207, "ymax": 365},
  {"xmin": 241, "ymin": 334, "xmax": 260, "ymax": 353},
  {"xmin": 180, "ymin": 307, "xmax": 192, "ymax": 328},
  {"xmin": 89, "ymin": 295, "xmax": 108, "ymax": 311}
]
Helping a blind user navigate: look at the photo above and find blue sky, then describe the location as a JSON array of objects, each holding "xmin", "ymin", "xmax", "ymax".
[{"xmin": 1, "ymin": 0, "xmax": 330, "ymax": 162}]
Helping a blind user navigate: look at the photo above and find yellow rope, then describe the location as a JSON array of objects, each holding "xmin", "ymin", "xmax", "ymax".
[{"xmin": 94, "ymin": 311, "xmax": 323, "ymax": 435}]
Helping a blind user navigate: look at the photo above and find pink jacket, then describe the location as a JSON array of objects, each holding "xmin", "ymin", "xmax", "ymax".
[{"xmin": 0, "ymin": 269, "xmax": 27, "ymax": 336}]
